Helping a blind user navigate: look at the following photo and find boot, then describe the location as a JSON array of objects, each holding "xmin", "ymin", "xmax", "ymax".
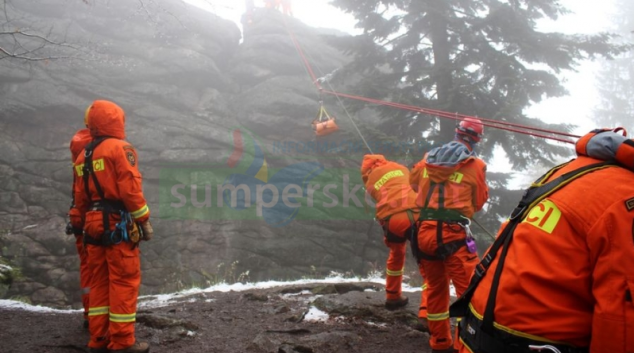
[
  {"xmin": 109, "ymin": 341, "xmax": 150, "ymax": 353},
  {"xmin": 384, "ymin": 295, "xmax": 409, "ymax": 310}
]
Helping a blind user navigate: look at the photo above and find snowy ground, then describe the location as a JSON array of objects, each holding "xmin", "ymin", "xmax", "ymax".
[{"xmin": 0, "ymin": 272, "xmax": 456, "ymax": 314}]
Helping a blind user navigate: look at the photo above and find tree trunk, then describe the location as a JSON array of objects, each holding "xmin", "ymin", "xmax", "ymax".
[{"xmin": 428, "ymin": 1, "xmax": 455, "ymax": 142}]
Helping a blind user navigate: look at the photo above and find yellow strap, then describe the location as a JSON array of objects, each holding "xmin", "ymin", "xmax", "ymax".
[{"xmin": 315, "ymin": 105, "xmax": 332, "ymax": 122}]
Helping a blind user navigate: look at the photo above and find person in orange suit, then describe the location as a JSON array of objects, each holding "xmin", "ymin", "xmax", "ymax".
[
  {"xmin": 73, "ymin": 100, "xmax": 153, "ymax": 353},
  {"xmin": 451, "ymin": 127, "xmax": 634, "ymax": 353},
  {"xmin": 66, "ymin": 108, "xmax": 93, "ymax": 328},
  {"xmin": 280, "ymin": 0, "xmax": 293, "ymax": 16},
  {"xmin": 361, "ymin": 155, "xmax": 427, "ymax": 315},
  {"xmin": 264, "ymin": 0, "xmax": 278, "ymax": 10},
  {"xmin": 410, "ymin": 117, "xmax": 489, "ymax": 353}
]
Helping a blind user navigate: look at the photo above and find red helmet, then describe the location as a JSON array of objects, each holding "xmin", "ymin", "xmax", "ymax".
[{"xmin": 456, "ymin": 117, "xmax": 484, "ymax": 143}]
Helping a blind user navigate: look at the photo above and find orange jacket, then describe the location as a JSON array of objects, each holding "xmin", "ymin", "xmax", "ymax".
[
  {"xmin": 410, "ymin": 141, "xmax": 488, "ymax": 218},
  {"xmin": 73, "ymin": 100, "xmax": 149, "ymax": 236},
  {"xmin": 467, "ymin": 154, "xmax": 634, "ymax": 351},
  {"xmin": 68, "ymin": 128, "xmax": 93, "ymax": 231},
  {"xmin": 361, "ymin": 155, "xmax": 417, "ymax": 220}
]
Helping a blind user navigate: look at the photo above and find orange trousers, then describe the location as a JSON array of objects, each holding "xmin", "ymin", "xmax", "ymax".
[
  {"xmin": 418, "ymin": 245, "xmax": 478, "ymax": 351},
  {"xmin": 382, "ymin": 211, "xmax": 427, "ymax": 316},
  {"xmin": 74, "ymin": 236, "xmax": 91, "ymax": 320},
  {"xmin": 86, "ymin": 241, "xmax": 141, "ymax": 350}
]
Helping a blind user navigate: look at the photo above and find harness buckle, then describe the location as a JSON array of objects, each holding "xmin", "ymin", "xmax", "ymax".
[
  {"xmin": 528, "ymin": 345, "xmax": 562, "ymax": 353},
  {"xmin": 474, "ymin": 263, "xmax": 486, "ymax": 279}
]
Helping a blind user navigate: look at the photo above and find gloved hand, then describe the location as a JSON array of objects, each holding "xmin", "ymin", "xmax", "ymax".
[{"xmin": 141, "ymin": 220, "xmax": 153, "ymax": 241}]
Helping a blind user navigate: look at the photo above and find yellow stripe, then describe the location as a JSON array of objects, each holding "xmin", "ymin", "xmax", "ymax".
[
  {"xmin": 88, "ymin": 306, "xmax": 109, "ymax": 316},
  {"xmin": 109, "ymin": 312, "xmax": 136, "ymax": 323},
  {"xmin": 421, "ymin": 283, "xmax": 427, "ymax": 291},
  {"xmin": 386, "ymin": 268, "xmax": 404, "ymax": 276},
  {"xmin": 427, "ymin": 311, "xmax": 449, "ymax": 321},
  {"xmin": 468, "ymin": 304, "xmax": 568, "ymax": 345},
  {"xmin": 130, "ymin": 205, "xmax": 149, "ymax": 219}
]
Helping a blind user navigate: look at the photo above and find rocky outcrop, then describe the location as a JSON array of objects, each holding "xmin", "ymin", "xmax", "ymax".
[
  {"xmin": 0, "ymin": 281, "xmax": 435, "ymax": 353},
  {"xmin": 0, "ymin": 0, "xmax": 400, "ymax": 307}
]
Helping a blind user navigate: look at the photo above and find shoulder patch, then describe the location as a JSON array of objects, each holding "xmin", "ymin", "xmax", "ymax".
[
  {"xmin": 126, "ymin": 151, "xmax": 136, "ymax": 167},
  {"xmin": 625, "ymin": 197, "xmax": 634, "ymax": 212}
]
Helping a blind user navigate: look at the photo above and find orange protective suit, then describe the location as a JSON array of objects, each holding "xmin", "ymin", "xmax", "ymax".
[
  {"xmin": 280, "ymin": 0, "xmax": 292, "ymax": 16},
  {"xmin": 73, "ymin": 100, "xmax": 150, "ymax": 351},
  {"xmin": 410, "ymin": 140, "xmax": 488, "ymax": 351},
  {"xmin": 361, "ymin": 155, "xmax": 427, "ymax": 314},
  {"xmin": 454, "ymin": 129, "xmax": 634, "ymax": 353},
  {"xmin": 68, "ymin": 128, "xmax": 93, "ymax": 322}
]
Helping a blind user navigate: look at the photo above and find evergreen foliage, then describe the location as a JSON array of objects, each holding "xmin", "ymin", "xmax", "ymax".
[{"xmin": 328, "ymin": 0, "xmax": 627, "ymax": 169}]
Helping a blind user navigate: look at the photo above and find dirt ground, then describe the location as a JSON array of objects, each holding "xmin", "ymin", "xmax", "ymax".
[{"xmin": 0, "ymin": 282, "xmax": 440, "ymax": 353}]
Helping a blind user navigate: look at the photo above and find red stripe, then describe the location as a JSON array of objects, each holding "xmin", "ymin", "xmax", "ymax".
[{"xmin": 227, "ymin": 129, "xmax": 243, "ymax": 167}]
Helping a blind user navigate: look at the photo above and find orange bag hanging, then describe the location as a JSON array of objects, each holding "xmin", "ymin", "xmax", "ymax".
[{"xmin": 311, "ymin": 104, "xmax": 339, "ymax": 137}]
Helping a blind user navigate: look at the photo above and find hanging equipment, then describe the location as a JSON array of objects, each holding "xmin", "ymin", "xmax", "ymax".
[{"xmin": 311, "ymin": 91, "xmax": 339, "ymax": 137}]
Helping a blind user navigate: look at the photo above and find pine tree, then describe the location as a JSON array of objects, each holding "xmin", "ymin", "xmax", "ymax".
[
  {"xmin": 594, "ymin": 0, "xmax": 634, "ymax": 132},
  {"xmin": 328, "ymin": 0, "xmax": 627, "ymax": 242},
  {"xmin": 328, "ymin": 0, "xmax": 626, "ymax": 169}
]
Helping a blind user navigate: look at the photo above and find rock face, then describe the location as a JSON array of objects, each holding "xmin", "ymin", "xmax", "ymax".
[{"xmin": 0, "ymin": 0, "xmax": 405, "ymax": 307}]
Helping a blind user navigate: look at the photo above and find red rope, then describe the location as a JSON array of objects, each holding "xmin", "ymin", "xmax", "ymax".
[{"xmin": 283, "ymin": 18, "xmax": 579, "ymax": 145}]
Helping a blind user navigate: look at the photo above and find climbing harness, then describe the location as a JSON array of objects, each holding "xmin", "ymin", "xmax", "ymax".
[
  {"xmin": 80, "ymin": 138, "xmax": 140, "ymax": 247},
  {"xmin": 449, "ymin": 160, "xmax": 618, "ymax": 353},
  {"xmin": 409, "ymin": 182, "xmax": 470, "ymax": 262}
]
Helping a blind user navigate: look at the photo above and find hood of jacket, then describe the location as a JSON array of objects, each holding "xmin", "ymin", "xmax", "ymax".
[
  {"xmin": 424, "ymin": 141, "xmax": 474, "ymax": 182},
  {"xmin": 70, "ymin": 128, "xmax": 92, "ymax": 163},
  {"xmin": 87, "ymin": 100, "xmax": 126, "ymax": 140},
  {"xmin": 361, "ymin": 154, "xmax": 388, "ymax": 183}
]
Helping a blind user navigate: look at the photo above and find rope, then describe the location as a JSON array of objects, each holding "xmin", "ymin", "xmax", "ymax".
[
  {"xmin": 283, "ymin": 16, "xmax": 374, "ymax": 154},
  {"xmin": 471, "ymin": 217, "xmax": 496, "ymax": 241},
  {"xmin": 281, "ymin": 17, "xmax": 579, "ymax": 145}
]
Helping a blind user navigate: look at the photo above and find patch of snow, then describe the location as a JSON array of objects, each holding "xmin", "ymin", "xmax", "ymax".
[
  {"xmin": 365, "ymin": 321, "xmax": 387, "ymax": 328},
  {"xmin": 303, "ymin": 306, "xmax": 329, "ymax": 322},
  {"xmin": 0, "ymin": 300, "xmax": 79, "ymax": 313},
  {"xmin": 22, "ymin": 224, "xmax": 38, "ymax": 230},
  {"xmin": 0, "ymin": 264, "xmax": 12, "ymax": 271},
  {"xmin": 186, "ymin": 330, "xmax": 196, "ymax": 337},
  {"xmin": 138, "ymin": 273, "xmax": 398, "ymax": 309}
]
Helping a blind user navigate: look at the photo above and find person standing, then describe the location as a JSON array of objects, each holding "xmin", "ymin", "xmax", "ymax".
[
  {"xmin": 450, "ymin": 128, "xmax": 634, "ymax": 353},
  {"xmin": 361, "ymin": 155, "xmax": 427, "ymax": 314},
  {"xmin": 66, "ymin": 108, "xmax": 93, "ymax": 328},
  {"xmin": 410, "ymin": 117, "xmax": 489, "ymax": 353},
  {"xmin": 74, "ymin": 100, "xmax": 153, "ymax": 353},
  {"xmin": 281, "ymin": 0, "xmax": 293, "ymax": 16}
]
